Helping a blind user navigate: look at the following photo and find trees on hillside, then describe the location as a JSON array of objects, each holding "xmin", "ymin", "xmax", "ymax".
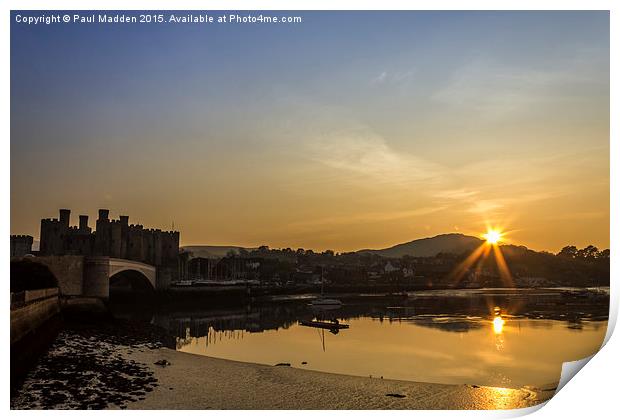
[{"xmin": 558, "ymin": 245, "xmax": 609, "ymax": 261}]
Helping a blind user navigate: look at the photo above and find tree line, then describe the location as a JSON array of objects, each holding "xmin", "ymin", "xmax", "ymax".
[{"xmin": 557, "ymin": 245, "xmax": 609, "ymax": 261}]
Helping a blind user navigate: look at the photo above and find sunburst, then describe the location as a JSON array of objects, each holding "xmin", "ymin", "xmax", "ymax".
[{"xmin": 446, "ymin": 226, "xmax": 514, "ymax": 288}]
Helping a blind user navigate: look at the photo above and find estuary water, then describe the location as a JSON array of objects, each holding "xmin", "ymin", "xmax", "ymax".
[{"xmin": 119, "ymin": 288, "xmax": 609, "ymax": 389}]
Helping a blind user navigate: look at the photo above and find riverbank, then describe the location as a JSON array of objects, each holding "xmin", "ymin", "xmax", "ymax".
[{"xmin": 10, "ymin": 320, "xmax": 554, "ymax": 410}]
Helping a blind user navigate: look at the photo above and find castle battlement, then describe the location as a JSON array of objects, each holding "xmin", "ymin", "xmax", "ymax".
[
  {"xmin": 142, "ymin": 228, "xmax": 179, "ymax": 234},
  {"xmin": 41, "ymin": 218, "xmax": 60, "ymax": 223},
  {"xmin": 11, "ymin": 234, "xmax": 33, "ymax": 239}
]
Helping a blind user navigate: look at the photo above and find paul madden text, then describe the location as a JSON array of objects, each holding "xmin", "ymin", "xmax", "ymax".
[{"xmin": 14, "ymin": 13, "xmax": 303, "ymax": 26}]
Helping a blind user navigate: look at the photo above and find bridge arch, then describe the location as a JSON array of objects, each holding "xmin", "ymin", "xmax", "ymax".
[
  {"xmin": 108, "ymin": 258, "xmax": 156, "ymax": 289},
  {"xmin": 109, "ymin": 269, "xmax": 155, "ymax": 296}
]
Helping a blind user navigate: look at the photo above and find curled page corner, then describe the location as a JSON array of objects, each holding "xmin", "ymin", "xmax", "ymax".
[
  {"xmin": 602, "ymin": 286, "xmax": 617, "ymax": 347},
  {"xmin": 506, "ymin": 400, "xmax": 550, "ymax": 417},
  {"xmin": 555, "ymin": 355, "xmax": 595, "ymax": 394}
]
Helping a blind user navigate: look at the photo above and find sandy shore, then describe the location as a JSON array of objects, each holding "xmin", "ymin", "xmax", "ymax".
[
  {"xmin": 11, "ymin": 321, "xmax": 554, "ymax": 410},
  {"xmin": 122, "ymin": 347, "xmax": 553, "ymax": 410}
]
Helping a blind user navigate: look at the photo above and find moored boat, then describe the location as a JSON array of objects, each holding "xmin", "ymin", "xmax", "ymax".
[
  {"xmin": 310, "ymin": 297, "xmax": 343, "ymax": 306},
  {"xmin": 309, "ymin": 267, "xmax": 342, "ymax": 307},
  {"xmin": 299, "ymin": 320, "xmax": 349, "ymax": 330}
]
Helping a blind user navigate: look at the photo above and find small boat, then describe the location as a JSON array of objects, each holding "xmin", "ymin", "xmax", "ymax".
[
  {"xmin": 310, "ymin": 267, "xmax": 342, "ymax": 307},
  {"xmin": 300, "ymin": 318, "xmax": 349, "ymax": 352},
  {"xmin": 561, "ymin": 289, "xmax": 591, "ymax": 298},
  {"xmin": 386, "ymin": 291, "xmax": 409, "ymax": 299},
  {"xmin": 311, "ymin": 298, "xmax": 343, "ymax": 306},
  {"xmin": 173, "ymin": 280, "xmax": 194, "ymax": 287},
  {"xmin": 300, "ymin": 320, "xmax": 349, "ymax": 330}
]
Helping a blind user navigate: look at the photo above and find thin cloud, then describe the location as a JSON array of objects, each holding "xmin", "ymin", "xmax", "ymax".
[
  {"xmin": 306, "ymin": 126, "xmax": 444, "ymax": 186},
  {"xmin": 435, "ymin": 188, "xmax": 479, "ymax": 200},
  {"xmin": 468, "ymin": 200, "xmax": 503, "ymax": 215},
  {"xmin": 373, "ymin": 71, "xmax": 388, "ymax": 84},
  {"xmin": 371, "ymin": 69, "xmax": 415, "ymax": 86},
  {"xmin": 287, "ymin": 205, "xmax": 449, "ymax": 231},
  {"xmin": 431, "ymin": 49, "xmax": 607, "ymax": 119}
]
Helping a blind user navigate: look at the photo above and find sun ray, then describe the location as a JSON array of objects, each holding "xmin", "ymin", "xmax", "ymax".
[
  {"xmin": 447, "ymin": 243, "xmax": 486, "ymax": 286},
  {"xmin": 445, "ymin": 226, "xmax": 516, "ymax": 288},
  {"xmin": 473, "ymin": 244, "xmax": 492, "ymax": 278},
  {"xmin": 492, "ymin": 243, "xmax": 514, "ymax": 287}
]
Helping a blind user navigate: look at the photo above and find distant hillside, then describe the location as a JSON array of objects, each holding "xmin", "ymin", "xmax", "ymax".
[
  {"xmin": 182, "ymin": 233, "xmax": 484, "ymax": 259},
  {"xmin": 357, "ymin": 233, "xmax": 483, "ymax": 258},
  {"xmin": 180, "ymin": 245, "xmax": 257, "ymax": 259}
]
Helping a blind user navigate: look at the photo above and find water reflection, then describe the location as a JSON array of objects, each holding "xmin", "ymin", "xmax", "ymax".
[
  {"xmin": 492, "ymin": 316, "xmax": 505, "ymax": 335},
  {"xmin": 110, "ymin": 288, "xmax": 608, "ymax": 388},
  {"xmin": 492, "ymin": 315, "xmax": 506, "ymax": 351},
  {"xmin": 492, "ymin": 306, "xmax": 505, "ymax": 335}
]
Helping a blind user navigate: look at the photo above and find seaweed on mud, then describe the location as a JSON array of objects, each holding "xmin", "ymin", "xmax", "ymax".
[{"xmin": 11, "ymin": 320, "xmax": 172, "ymax": 410}]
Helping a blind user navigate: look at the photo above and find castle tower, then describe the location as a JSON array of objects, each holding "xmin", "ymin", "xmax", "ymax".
[
  {"xmin": 59, "ymin": 209, "xmax": 71, "ymax": 227},
  {"xmin": 109, "ymin": 220, "xmax": 122, "ymax": 258},
  {"xmin": 94, "ymin": 209, "xmax": 111, "ymax": 255},
  {"xmin": 119, "ymin": 216, "xmax": 129, "ymax": 258},
  {"xmin": 40, "ymin": 210, "xmax": 70, "ymax": 255},
  {"xmin": 98, "ymin": 209, "xmax": 109, "ymax": 221},
  {"xmin": 79, "ymin": 215, "xmax": 89, "ymax": 232},
  {"xmin": 10, "ymin": 235, "xmax": 33, "ymax": 257}
]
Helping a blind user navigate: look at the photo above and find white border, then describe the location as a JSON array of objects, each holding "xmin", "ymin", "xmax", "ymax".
[{"xmin": 2, "ymin": 1, "xmax": 617, "ymax": 419}]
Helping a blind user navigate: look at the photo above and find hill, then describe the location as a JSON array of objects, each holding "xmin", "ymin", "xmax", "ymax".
[
  {"xmin": 357, "ymin": 233, "xmax": 483, "ymax": 258},
  {"xmin": 180, "ymin": 245, "xmax": 257, "ymax": 259}
]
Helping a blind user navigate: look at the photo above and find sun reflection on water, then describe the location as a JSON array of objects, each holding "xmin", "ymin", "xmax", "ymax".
[
  {"xmin": 484, "ymin": 386, "xmax": 521, "ymax": 409},
  {"xmin": 492, "ymin": 307, "xmax": 506, "ymax": 350},
  {"xmin": 493, "ymin": 316, "xmax": 505, "ymax": 335},
  {"xmin": 492, "ymin": 306, "xmax": 505, "ymax": 335}
]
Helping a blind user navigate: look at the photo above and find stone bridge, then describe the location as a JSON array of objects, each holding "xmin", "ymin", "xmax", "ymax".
[
  {"xmin": 15, "ymin": 255, "xmax": 161, "ymax": 299},
  {"xmin": 109, "ymin": 258, "xmax": 157, "ymax": 289}
]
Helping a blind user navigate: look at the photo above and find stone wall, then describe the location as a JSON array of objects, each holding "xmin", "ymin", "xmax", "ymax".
[{"xmin": 10, "ymin": 293, "xmax": 60, "ymax": 345}]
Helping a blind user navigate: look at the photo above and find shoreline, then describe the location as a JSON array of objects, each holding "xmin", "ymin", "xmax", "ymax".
[{"xmin": 11, "ymin": 322, "xmax": 555, "ymax": 410}]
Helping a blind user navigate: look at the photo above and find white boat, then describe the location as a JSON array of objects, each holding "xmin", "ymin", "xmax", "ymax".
[
  {"xmin": 173, "ymin": 280, "xmax": 194, "ymax": 287},
  {"xmin": 310, "ymin": 298, "xmax": 342, "ymax": 306},
  {"xmin": 310, "ymin": 267, "xmax": 342, "ymax": 307}
]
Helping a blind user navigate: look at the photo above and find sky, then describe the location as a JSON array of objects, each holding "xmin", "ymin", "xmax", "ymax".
[{"xmin": 10, "ymin": 11, "xmax": 610, "ymax": 253}]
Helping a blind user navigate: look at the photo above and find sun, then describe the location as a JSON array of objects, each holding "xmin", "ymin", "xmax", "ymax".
[{"xmin": 483, "ymin": 229, "xmax": 502, "ymax": 245}]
